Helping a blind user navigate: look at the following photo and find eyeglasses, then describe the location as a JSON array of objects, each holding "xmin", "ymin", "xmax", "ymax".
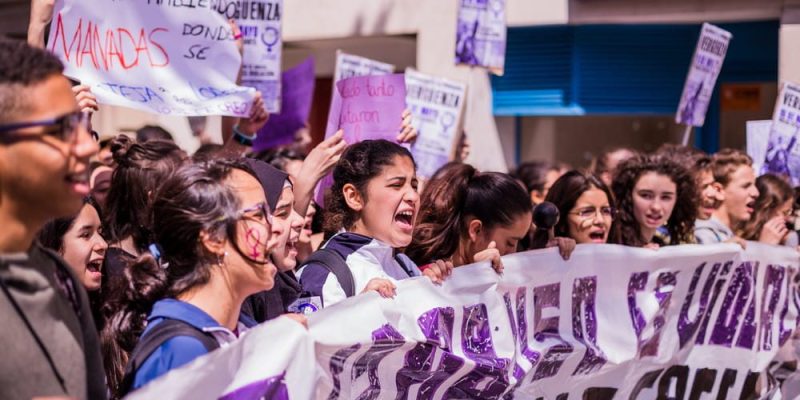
[
  {"xmin": 0, "ymin": 111, "xmax": 90, "ymax": 144},
  {"xmin": 236, "ymin": 202, "xmax": 274, "ymax": 226},
  {"xmin": 569, "ymin": 206, "xmax": 617, "ymax": 221}
]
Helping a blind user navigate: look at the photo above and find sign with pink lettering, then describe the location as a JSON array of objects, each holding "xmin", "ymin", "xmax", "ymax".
[
  {"xmin": 129, "ymin": 242, "xmax": 800, "ymax": 400},
  {"xmin": 47, "ymin": 0, "xmax": 256, "ymax": 117}
]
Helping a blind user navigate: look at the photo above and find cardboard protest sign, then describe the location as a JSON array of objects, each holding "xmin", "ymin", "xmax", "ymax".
[
  {"xmin": 316, "ymin": 74, "xmax": 408, "ymax": 205},
  {"xmin": 676, "ymin": 23, "xmax": 732, "ymax": 127},
  {"xmin": 131, "ymin": 242, "xmax": 800, "ymax": 399},
  {"xmin": 253, "ymin": 57, "xmax": 315, "ymax": 152},
  {"xmin": 747, "ymin": 120, "xmax": 772, "ymax": 176},
  {"xmin": 47, "ymin": 0, "xmax": 255, "ymax": 117},
  {"xmin": 455, "ymin": 0, "xmax": 507, "ymax": 75},
  {"xmin": 232, "ymin": 0, "xmax": 283, "ymax": 113},
  {"xmin": 762, "ymin": 82, "xmax": 800, "ymax": 185},
  {"xmin": 405, "ymin": 68, "xmax": 467, "ymax": 178}
]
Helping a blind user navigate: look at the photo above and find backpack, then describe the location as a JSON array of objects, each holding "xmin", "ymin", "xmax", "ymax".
[{"xmin": 118, "ymin": 319, "xmax": 219, "ymax": 396}]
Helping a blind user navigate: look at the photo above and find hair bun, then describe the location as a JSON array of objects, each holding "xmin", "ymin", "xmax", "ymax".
[{"xmin": 110, "ymin": 135, "xmax": 134, "ymax": 165}]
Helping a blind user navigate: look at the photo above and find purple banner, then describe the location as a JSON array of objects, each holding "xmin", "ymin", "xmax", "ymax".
[{"xmin": 254, "ymin": 57, "xmax": 316, "ymax": 152}]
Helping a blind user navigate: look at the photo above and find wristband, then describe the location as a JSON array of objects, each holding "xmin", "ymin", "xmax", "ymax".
[{"xmin": 232, "ymin": 125, "xmax": 256, "ymax": 147}]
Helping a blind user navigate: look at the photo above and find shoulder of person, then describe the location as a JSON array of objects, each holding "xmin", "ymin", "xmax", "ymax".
[{"xmin": 133, "ymin": 335, "xmax": 210, "ymax": 389}]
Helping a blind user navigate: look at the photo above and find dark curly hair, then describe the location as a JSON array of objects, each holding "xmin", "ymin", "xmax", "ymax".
[
  {"xmin": 0, "ymin": 39, "xmax": 65, "ymax": 121},
  {"xmin": 323, "ymin": 140, "xmax": 415, "ymax": 235},
  {"xmin": 609, "ymin": 154, "xmax": 697, "ymax": 246}
]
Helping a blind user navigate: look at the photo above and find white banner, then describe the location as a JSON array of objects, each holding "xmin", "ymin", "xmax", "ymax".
[
  {"xmin": 48, "ymin": 0, "xmax": 255, "ymax": 117},
  {"xmin": 762, "ymin": 82, "xmax": 800, "ymax": 185},
  {"xmin": 675, "ymin": 23, "xmax": 732, "ymax": 127},
  {"xmin": 232, "ymin": 0, "xmax": 283, "ymax": 113},
  {"xmin": 405, "ymin": 69, "xmax": 467, "ymax": 179},
  {"xmin": 127, "ymin": 243, "xmax": 800, "ymax": 399}
]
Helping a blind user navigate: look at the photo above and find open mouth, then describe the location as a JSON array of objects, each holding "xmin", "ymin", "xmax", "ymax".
[
  {"xmin": 644, "ymin": 214, "xmax": 663, "ymax": 225},
  {"xmin": 394, "ymin": 209, "xmax": 414, "ymax": 232},
  {"xmin": 588, "ymin": 231, "xmax": 605, "ymax": 241},
  {"xmin": 745, "ymin": 201, "xmax": 755, "ymax": 214},
  {"xmin": 66, "ymin": 171, "xmax": 91, "ymax": 196},
  {"xmin": 86, "ymin": 259, "xmax": 103, "ymax": 275}
]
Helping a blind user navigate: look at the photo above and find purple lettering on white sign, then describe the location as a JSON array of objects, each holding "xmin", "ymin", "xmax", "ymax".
[
  {"xmin": 710, "ymin": 262, "xmax": 755, "ymax": 347},
  {"xmin": 571, "ymin": 276, "xmax": 607, "ymax": 374},
  {"xmin": 760, "ymin": 265, "xmax": 786, "ymax": 351},
  {"xmin": 531, "ymin": 283, "xmax": 573, "ymax": 382},
  {"xmin": 352, "ymin": 324, "xmax": 406, "ymax": 400}
]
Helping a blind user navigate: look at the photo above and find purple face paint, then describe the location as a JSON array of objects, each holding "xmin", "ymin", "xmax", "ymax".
[
  {"xmin": 446, "ymin": 304, "xmax": 512, "ymax": 399},
  {"xmin": 395, "ymin": 307, "xmax": 461, "ymax": 400},
  {"xmin": 352, "ymin": 324, "xmax": 406, "ymax": 400},
  {"xmin": 571, "ymin": 276, "xmax": 607, "ymax": 374},
  {"xmin": 531, "ymin": 283, "xmax": 573, "ymax": 382},
  {"xmin": 760, "ymin": 265, "xmax": 786, "ymax": 351},
  {"xmin": 218, "ymin": 372, "xmax": 288, "ymax": 400},
  {"xmin": 710, "ymin": 262, "xmax": 754, "ymax": 347}
]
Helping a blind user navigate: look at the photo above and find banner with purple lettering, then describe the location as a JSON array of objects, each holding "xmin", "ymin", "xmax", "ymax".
[
  {"xmin": 762, "ymin": 82, "xmax": 800, "ymax": 186},
  {"xmin": 405, "ymin": 69, "xmax": 467, "ymax": 179},
  {"xmin": 125, "ymin": 317, "xmax": 314, "ymax": 400},
  {"xmin": 234, "ymin": 0, "xmax": 283, "ymax": 113},
  {"xmin": 675, "ymin": 23, "xmax": 732, "ymax": 127},
  {"xmin": 253, "ymin": 57, "xmax": 315, "ymax": 152},
  {"xmin": 455, "ymin": 0, "xmax": 507, "ymax": 75},
  {"xmin": 47, "ymin": 0, "xmax": 255, "ymax": 117},
  {"xmin": 127, "ymin": 243, "xmax": 800, "ymax": 399}
]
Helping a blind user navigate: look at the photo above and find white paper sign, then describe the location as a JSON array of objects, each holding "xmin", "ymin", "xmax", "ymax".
[
  {"xmin": 405, "ymin": 68, "xmax": 467, "ymax": 178},
  {"xmin": 762, "ymin": 82, "xmax": 800, "ymax": 185},
  {"xmin": 333, "ymin": 51, "xmax": 396, "ymax": 84},
  {"xmin": 130, "ymin": 243, "xmax": 800, "ymax": 400},
  {"xmin": 747, "ymin": 120, "xmax": 772, "ymax": 176},
  {"xmin": 233, "ymin": 0, "xmax": 283, "ymax": 113},
  {"xmin": 455, "ymin": 0, "xmax": 507, "ymax": 75},
  {"xmin": 47, "ymin": 0, "xmax": 255, "ymax": 117},
  {"xmin": 675, "ymin": 23, "xmax": 732, "ymax": 127}
]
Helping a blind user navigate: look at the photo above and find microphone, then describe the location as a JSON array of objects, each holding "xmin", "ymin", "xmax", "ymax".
[{"xmin": 533, "ymin": 201, "xmax": 560, "ymax": 240}]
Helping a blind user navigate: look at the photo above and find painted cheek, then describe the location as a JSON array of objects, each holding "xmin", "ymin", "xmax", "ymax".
[{"xmin": 244, "ymin": 227, "xmax": 267, "ymax": 259}]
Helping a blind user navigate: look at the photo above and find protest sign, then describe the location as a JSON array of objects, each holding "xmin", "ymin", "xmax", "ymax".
[
  {"xmin": 315, "ymin": 53, "xmax": 396, "ymax": 206},
  {"xmin": 315, "ymin": 74, "xmax": 408, "ymax": 205},
  {"xmin": 47, "ymin": 0, "xmax": 256, "ymax": 117},
  {"xmin": 405, "ymin": 68, "xmax": 467, "ymax": 178},
  {"xmin": 762, "ymin": 82, "xmax": 800, "ymax": 185},
  {"xmin": 253, "ymin": 57, "xmax": 316, "ymax": 152},
  {"xmin": 333, "ymin": 51, "xmax": 396, "ymax": 84},
  {"xmin": 130, "ymin": 242, "xmax": 800, "ymax": 400},
  {"xmin": 455, "ymin": 0, "xmax": 507, "ymax": 75},
  {"xmin": 233, "ymin": 0, "xmax": 283, "ymax": 113},
  {"xmin": 676, "ymin": 23, "xmax": 732, "ymax": 129},
  {"xmin": 747, "ymin": 120, "xmax": 772, "ymax": 176}
]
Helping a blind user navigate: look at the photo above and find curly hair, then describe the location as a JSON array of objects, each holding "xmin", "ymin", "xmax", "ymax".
[
  {"xmin": 323, "ymin": 140, "xmax": 415, "ymax": 235},
  {"xmin": 609, "ymin": 154, "xmax": 698, "ymax": 246},
  {"xmin": 739, "ymin": 174, "xmax": 793, "ymax": 241}
]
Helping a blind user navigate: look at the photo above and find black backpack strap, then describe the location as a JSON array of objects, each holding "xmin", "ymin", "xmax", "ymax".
[
  {"xmin": 119, "ymin": 319, "xmax": 219, "ymax": 396},
  {"xmin": 300, "ymin": 248, "xmax": 355, "ymax": 298}
]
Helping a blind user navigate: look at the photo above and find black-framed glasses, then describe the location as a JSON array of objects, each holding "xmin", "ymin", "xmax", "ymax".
[
  {"xmin": 570, "ymin": 206, "xmax": 617, "ymax": 221},
  {"xmin": 0, "ymin": 110, "xmax": 90, "ymax": 143}
]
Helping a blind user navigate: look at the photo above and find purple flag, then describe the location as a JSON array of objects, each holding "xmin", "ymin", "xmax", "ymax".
[{"xmin": 253, "ymin": 57, "xmax": 316, "ymax": 152}]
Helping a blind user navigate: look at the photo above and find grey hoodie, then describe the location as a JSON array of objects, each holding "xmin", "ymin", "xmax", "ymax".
[{"xmin": 694, "ymin": 216, "xmax": 734, "ymax": 244}]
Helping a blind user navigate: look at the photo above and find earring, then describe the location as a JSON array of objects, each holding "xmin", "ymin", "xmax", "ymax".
[{"xmin": 217, "ymin": 251, "xmax": 228, "ymax": 267}]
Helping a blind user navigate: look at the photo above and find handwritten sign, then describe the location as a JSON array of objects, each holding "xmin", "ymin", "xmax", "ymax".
[
  {"xmin": 254, "ymin": 57, "xmax": 315, "ymax": 152},
  {"xmin": 762, "ymin": 82, "xmax": 800, "ymax": 185},
  {"xmin": 234, "ymin": 0, "xmax": 283, "ymax": 113},
  {"xmin": 47, "ymin": 0, "xmax": 255, "ymax": 117},
  {"xmin": 405, "ymin": 69, "xmax": 467, "ymax": 178},
  {"xmin": 316, "ymin": 74, "xmax": 407, "ymax": 206},
  {"xmin": 675, "ymin": 23, "xmax": 732, "ymax": 127},
  {"xmin": 455, "ymin": 0, "xmax": 507, "ymax": 75}
]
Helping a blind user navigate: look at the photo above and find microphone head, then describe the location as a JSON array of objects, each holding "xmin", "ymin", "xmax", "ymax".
[{"xmin": 533, "ymin": 201, "xmax": 560, "ymax": 230}]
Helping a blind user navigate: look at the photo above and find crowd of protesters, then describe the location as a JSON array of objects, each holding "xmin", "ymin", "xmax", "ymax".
[{"xmin": 1, "ymin": 34, "xmax": 799, "ymax": 400}]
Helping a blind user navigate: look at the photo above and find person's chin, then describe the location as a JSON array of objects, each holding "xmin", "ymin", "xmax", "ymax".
[{"xmin": 389, "ymin": 232, "xmax": 413, "ymax": 248}]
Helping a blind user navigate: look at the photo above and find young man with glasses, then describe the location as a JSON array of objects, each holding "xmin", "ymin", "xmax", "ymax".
[{"xmin": 0, "ymin": 40, "xmax": 105, "ymax": 400}]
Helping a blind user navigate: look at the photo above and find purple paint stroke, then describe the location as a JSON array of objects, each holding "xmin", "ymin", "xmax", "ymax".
[
  {"xmin": 736, "ymin": 262, "xmax": 760, "ymax": 350},
  {"xmin": 760, "ymin": 265, "xmax": 786, "ymax": 351},
  {"xmin": 572, "ymin": 276, "xmax": 607, "ymax": 374},
  {"xmin": 695, "ymin": 261, "xmax": 733, "ymax": 345},
  {"xmin": 326, "ymin": 344, "xmax": 362, "ymax": 400},
  {"xmin": 353, "ymin": 324, "xmax": 406, "ymax": 400},
  {"xmin": 218, "ymin": 372, "xmax": 288, "ymax": 400},
  {"xmin": 531, "ymin": 283, "xmax": 573, "ymax": 382},
  {"xmin": 710, "ymin": 262, "xmax": 754, "ymax": 347}
]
